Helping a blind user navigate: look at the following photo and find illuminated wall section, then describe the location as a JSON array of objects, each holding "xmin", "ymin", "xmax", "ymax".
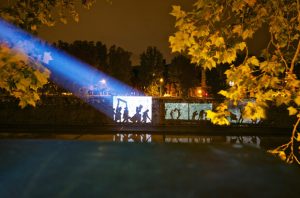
[
  {"xmin": 189, "ymin": 103, "xmax": 212, "ymax": 120},
  {"xmin": 165, "ymin": 103, "xmax": 213, "ymax": 121},
  {"xmin": 113, "ymin": 96, "xmax": 152, "ymax": 123},
  {"xmin": 165, "ymin": 103, "xmax": 189, "ymax": 120},
  {"xmin": 228, "ymin": 99, "xmax": 259, "ymax": 124},
  {"xmin": 164, "ymin": 100, "xmax": 261, "ymax": 124}
]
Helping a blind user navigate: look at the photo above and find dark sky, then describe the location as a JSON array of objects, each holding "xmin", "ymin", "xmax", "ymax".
[{"xmin": 38, "ymin": 0, "xmax": 193, "ymax": 65}]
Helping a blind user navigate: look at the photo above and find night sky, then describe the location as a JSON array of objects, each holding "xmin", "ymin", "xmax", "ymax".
[{"xmin": 38, "ymin": 0, "xmax": 193, "ymax": 65}]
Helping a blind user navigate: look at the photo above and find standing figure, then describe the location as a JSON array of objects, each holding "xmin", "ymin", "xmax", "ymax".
[
  {"xmin": 170, "ymin": 109, "xmax": 175, "ymax": 119},
  {"xmin": 176, "ymin": 108, "xmax": 181, "ymax": 119},
  {"xmin": 229, "ymin": 111, "xmax": 238, "ymax": 123},
  {"xmin": 199, "ymin": 110, "xmax": 205, "ymax": 120},
  {"xmin": 192, "ymin": 111, "xmax": 198, "ymax": 120},
  {"xmin": 123, "ymin": 107, "xmax": 130, "ymax": 123},
  {"xmin": 142, "ymin": 109, "xmax": 151, "ymax": 123},
  {"xmin": 170, "ymin": 109, "xmax": 174, "ymax": 120},
  {"xmin": 137, "ymin": 105, "xmax": 143, "ymax": 123},
  {"xmin": 115, "ymin": 107, "xmax": 122, "ymax": 122},
  {"xmin": 131, "ymin": 104, "xmax": 143, "ymax": 123}
]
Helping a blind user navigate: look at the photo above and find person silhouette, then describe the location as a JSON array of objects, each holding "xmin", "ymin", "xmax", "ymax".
[
  {"xmin": 115, "ymin": 107, "xmax": 122, "ymax": 122},
  {"xmin": 170, "ymin": 109, "xmax": 175, "ymax": 119},
  {"xmin": 176, "ymin": 108, "xmax": 181, "ymax": 119},
  {"xmin": 192, "ymin": 111, "xmax": 198, "ymax": 120},
  {"xmin": 131, "ymin": 105, "xmax": 143, "ymax": 123},
  {"xmin": 199, "ymin": 110, "xmax": 205, "ymax": 120},
  {"xmin": 122, "ymin": 107, "xmax": 130, "ymax": 123},
  {"xmin": 142, "ymin": 109, "xmax": 151, "ymax": 123}
]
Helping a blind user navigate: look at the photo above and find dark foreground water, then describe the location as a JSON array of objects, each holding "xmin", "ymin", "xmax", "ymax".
[{"xmin": 0, "ymin": 135, "xmax": 299, "ymax": 197}]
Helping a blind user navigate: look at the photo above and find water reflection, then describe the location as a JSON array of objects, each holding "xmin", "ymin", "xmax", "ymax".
[
  {"xmin": 226, "ymin": 136, "xmax": 261, "ymax": 148},
  {"xmin": 1, "ymin": 133, "xmax": 289, "ymax": 151},
  {"xmin": 112, "ymin": 134, "xmax": 262, "ymax": 148},
  {"xmin": 113, "ymin": 134, "xmax": 152, "ymax": 143},
  {"xmin": 164, "ymin": 136, "xmax": 213, "ymax": 144},
  {"xmin": 110, "ymin": 133, "xmax": 290, "ymax": 151},
  {"xmin": 162, "ymin": 136, "xmax": 261, "ymax": 148}
]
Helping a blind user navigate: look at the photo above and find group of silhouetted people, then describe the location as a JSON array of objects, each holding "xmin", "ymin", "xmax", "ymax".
[
  {"xmin": 113, "ymin": 105, "xmax": 151, "ymax": 123},
  {"xmin": 191, "ymin": 109, "xmax": 207, "ymax": 120}
]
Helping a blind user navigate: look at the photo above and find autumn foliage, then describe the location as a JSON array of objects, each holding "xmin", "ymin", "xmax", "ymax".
[{"xmin": 170, "ymin": 0, "xmax": 300, "ymax": 163}]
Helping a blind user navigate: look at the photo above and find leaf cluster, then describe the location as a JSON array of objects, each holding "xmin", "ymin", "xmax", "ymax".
[
  {"xmin": 0, "ymin": 43, "xmax": 49, "ymax": 107},
  {"xmin": 170, "ymin": 0, "xmax": 300, "ymax": 163},
  {"xmin": 0, "ymin": 0, "xmax": 96, "ymax": 33},
  {"xmin": 0, "ymin": 0, "xmax": 96, "ymax": 107}
]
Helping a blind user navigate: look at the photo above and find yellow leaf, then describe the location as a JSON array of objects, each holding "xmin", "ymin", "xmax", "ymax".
[
  {"xmin": 296, "ymin": 133, "xmax": 300, "ymax": 142},
  {"xmin": 216, "ymin": 103, "xmax": 228, "ymax": 112},
  {"xmin": 287, "ymin": 106, "xmax": 297, "ymax": 116},
  {"xmin": 242, "ymin": 29, "xmax": 254, "ymax": 40},
  {"xmin": 218, "ymin": 90, "xmax": 229, "ymax": 97},
  {"xmin": 203, "ymin": 58, "xmax": 216, "ymax": 70},
  {"xmin": 34, "ymin": 70, "xmax": 48, "ymax": 86},
  {"xmin": 232, "ymin": 25, "xmax": 242, "ymax": 35},
  {"xmin": 235, "ymin": 42, "xmax": 246, "ymax": 51},
  {"xmin": 206, "ymin": 110, "xmax": 230, "ymax": 125},
  {"xmin": 170, "ymin": 5, "xmax": 186, "ymax": 19},
  {"xmin": 295, "ymin": 96, "xmax": 300, "ymax": 106},
  {"xmin": 19, "ymin": 100, "xmax": 27, "ymax": 109},
  {"xmin": 247, "ymin": 56, "xmax": 259, "ymax": 66},
  {"xmin": 243, "ymin": 102, "xmax": 266, "ymax": 120},
  {"xmin": 216, "ymin": 37, "xmax": 225, "ymax": 47},
  {"xmin": 279, "ymin": 151, "xmax": 286, "ymax": 161}
]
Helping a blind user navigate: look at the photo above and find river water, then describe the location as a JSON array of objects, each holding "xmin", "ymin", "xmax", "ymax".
[{"xmin": 0, "ymin": 132, "xmax": 291, "ymax": 151}]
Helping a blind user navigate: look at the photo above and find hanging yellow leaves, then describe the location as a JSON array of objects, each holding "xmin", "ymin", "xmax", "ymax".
[{"xmin": 170, "ymin": 0, "xmax": 300, "ymax": 164}]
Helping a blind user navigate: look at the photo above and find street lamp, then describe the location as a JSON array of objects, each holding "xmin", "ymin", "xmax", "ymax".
[
  {"xmin": 99, "ymin": 79, "xmax": 106, "ymax": 95},
  {"xmin": 197, "ymin": 88, "xmax": 203, "ymax": 97},
  {"xmin": 100, "ymin": 79, "xmax": 106, "ymax": 84},
  {"xmin": 159, "ymin": 78, "xmax": 164, "ymax": 97}
]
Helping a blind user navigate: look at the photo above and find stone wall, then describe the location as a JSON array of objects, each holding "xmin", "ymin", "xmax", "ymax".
[{"xmin": 0, "ymin": 96, "xmax": 295, "ymax": 128}]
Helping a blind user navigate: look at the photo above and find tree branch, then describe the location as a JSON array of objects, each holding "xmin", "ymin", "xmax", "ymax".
[
  {"xmin": 290, "ymin": 39, "xmax": 300, "ymax": 73},
  {"xmin": 290, "ymin": 115, "xmax": 300, "ymax": 160}
]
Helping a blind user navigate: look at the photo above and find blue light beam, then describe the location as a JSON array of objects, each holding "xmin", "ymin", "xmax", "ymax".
[{"xmin": 0, "ymin": 19, "xmax": 142, "ymax": 117}]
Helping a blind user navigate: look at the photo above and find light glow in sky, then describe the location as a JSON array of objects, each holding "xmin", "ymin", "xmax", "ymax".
[{"xmin": 0, "ymin": 19, "xmax": 142, "ymax": 117}]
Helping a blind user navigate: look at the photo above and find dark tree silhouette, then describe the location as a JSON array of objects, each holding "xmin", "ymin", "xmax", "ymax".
[
  {"xmin": 139, "ymin": 46, "xmax": 164, "ymax": 91},
  {"xmin": 169, "ymin": 55, "xmax": 198, "ymax": 97},
  {"xmin": 107, "ymin": 45, "xmax": 132, "ymax": 84}
]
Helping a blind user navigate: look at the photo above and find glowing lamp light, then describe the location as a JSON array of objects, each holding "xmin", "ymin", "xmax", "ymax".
[
  {"xmin": 100, "ymin": 79, "xmax": 106, "ymax": 84},
  {"xmin": 229, "ymin": 81, "xmax": 235, "ymax": 86},
  {"xmin": 0, "ymin": 19, "xmax": 143, "ymax": 117},
  {"xmin": 159, "ymin": 78, "xmax": 164, "ymax": 83},
  {"xmin": 196, "ymin": 88, "xmax": 203, "ymax": 98}
]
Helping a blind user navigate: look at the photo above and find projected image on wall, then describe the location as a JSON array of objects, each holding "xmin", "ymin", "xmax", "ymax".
[
  {"xmin": 228, "ymin": 99, "xmax": 260, "ymax": 124},
  {"xmin": 113, "ymin": 96, "xmax": 152, "ymax": 123},
  {"xmin": 189, "ymin": 103, "xmax": 212, "ymax": 120},
  {"xmin": 228, "ymin": 106, "xmax": 243, "ymax": 123},
  {"xmin": 165, "ymin": 103, "xmax": 213, "ymax": 121},
  {"xmin": 165, "ymin": 103, "xmax": 189, "ymax": 120}
]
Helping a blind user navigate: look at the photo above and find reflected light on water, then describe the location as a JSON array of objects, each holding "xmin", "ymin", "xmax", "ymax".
[
  {"xmin": 111, "ymin": 134, "xmax": 261, "ymax": 148},
  {"xmin": 0, "ymin": 132, "xmax": 290, "ymax": 150}
]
